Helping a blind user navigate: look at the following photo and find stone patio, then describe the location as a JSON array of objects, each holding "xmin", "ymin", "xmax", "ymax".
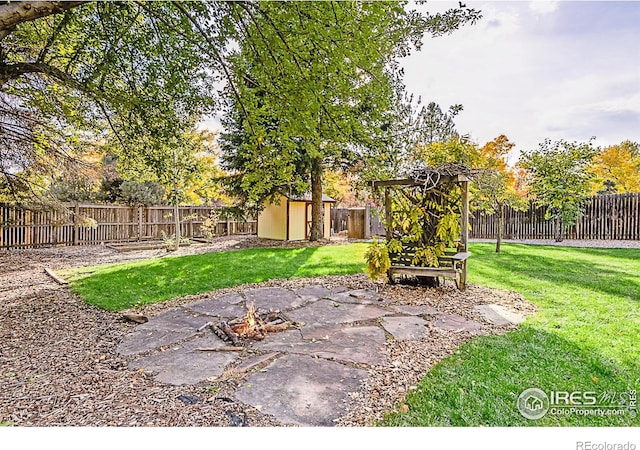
[{"xmin": 117, "ymin": 285, "xmax": 518, "ymax": 426}]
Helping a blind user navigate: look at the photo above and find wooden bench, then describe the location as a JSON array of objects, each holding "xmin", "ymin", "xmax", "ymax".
[{"xmin": 388, "ymin": 251, "xmax": 471, "ymax": 290}]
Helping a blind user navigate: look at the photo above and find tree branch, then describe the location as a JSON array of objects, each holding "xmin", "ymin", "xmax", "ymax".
[
  {"xmin": 0, "ymin": 1, "xmax": 86, "ymax": 33},
  {"xmin": 0, "ymin": 60, "xmax": 81, "ymax": 87}
]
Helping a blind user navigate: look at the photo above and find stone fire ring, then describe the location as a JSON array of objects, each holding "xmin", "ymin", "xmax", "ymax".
[{"xmin": 117, "ymin": 285, "xmax": 490, "ymax": 426}]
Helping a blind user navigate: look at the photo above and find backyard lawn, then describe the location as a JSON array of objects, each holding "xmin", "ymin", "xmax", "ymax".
[
  {"xmin": 61, "ymin": 243, "xmax": 369, "ymax": 311},
  {"xmin": 383, "ymin": 243, "xmax": 640, "ymax": 426},
  {"xmin": 62, "ymin": 242, "xmax": 640, "ymax": 426}
]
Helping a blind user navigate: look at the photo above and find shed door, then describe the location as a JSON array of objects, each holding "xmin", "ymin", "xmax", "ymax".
[{"xmin": 305, "ymin": 203, "xmax": 325, "ymax": 239}]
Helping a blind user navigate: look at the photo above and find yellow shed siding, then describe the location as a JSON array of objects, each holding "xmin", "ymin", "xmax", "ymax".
[
  {"xmin": 257, "ymin": 196, "xmax": 287, "ymax": 240},
  {"xmin": 323, "ymin": 202, "xmax": 332, "ymax": 239},
  {"xmin": 288, "ymin": 201, "xmax": 307, "ymax": 241},
  {"xmin": 258, "ymin": 195, "xmax": 334, "ymax": 241}
]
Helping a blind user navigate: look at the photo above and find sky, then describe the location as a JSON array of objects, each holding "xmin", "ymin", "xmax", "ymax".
[{"xmin": 401, "ymin": 0, "xmax": 640, "ymax": 159}]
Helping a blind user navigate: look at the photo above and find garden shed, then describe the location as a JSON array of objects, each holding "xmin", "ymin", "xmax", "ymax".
[{"xmin": 257, "ymin": 193, "xmax": 336, "ymax": 241}]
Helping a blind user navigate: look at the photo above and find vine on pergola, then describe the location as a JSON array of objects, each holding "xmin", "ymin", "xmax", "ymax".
[{"xmin": 366, "ymin": 164, "xmax": 472, "ymax": 282}]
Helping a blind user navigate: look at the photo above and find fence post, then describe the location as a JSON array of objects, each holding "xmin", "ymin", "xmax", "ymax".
[
  {"xmin": 137, "ymin": 206, "xmax": 143, "ymax": 241},
  {"xmin": 364, "ymin": 204, "xmax": 371, "ymax": 239},
  {"xmin": 73, "ymin": 204, "xmax": 80, "ymax": 246}
]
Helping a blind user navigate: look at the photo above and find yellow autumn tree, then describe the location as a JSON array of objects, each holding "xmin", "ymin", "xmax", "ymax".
[
  {"xmin": 474, "ymin": 135, "xmax": 528, "ymax": 252},
  {"xmin": 589, "ymin": 141, "xmax": 640, "ymax": 194}
]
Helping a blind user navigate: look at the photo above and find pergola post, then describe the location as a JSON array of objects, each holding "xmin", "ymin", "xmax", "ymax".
[
  {"xmin": 384, "ymin": 187, "xmax": 392, "ymax": 241},
  {"xmin": 460, "ymin": 180, "xmax": 469, "ymax": 290}
]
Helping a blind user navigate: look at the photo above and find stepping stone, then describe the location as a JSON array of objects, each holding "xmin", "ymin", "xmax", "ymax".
[
  {"xmin": 331, "ymin": 286, "xmax": 349, "ymax": 294},
  {"xmin": 327, "ymin": 289, "xmax": 386, "ymax": 305},
  {"xmin": 287, "ymin": 300, "xmax": 389, "ymax": 327},
  {"xmin": 129, "ymin": 334, "xmax": 239, "ymax": 385},
  {"xmin": 235, "ymin": 354, "xmax": 368, "ymax": 426},
  {"xmin": 294, "ymin": 285, "xmax": 332, "ymax": 302},
  {"xmin": 299, "ymin": 324, "xmax": 344, "ymax": 340},
  {"xmin": 136, "ymin": 308, "xmax": 212, "ymax": 333},
  {"xmin": 433, "ymin": 314, "xmax": 483, "ymax": 333},
  {"xmin": 233, "ymin": 352, "xmax": 281, "ymax": 375},
  {"xmin": 474, "ymin": 304, "xmax": 525, "ymax": 326},
  {"xmin": 257, "ymin": 326, "xmax": 387, "ymax": 366},
  {"xmin": 381, "ymin": 316, "xmax": 428, "ymax": 341},
  {"xmin": 244, "ymin": 287, "xmax": 305, "ymax": 312},
  {"xmin": 117, "ymin": 329, "xmax": 194, "ymax": 356},
  {"xmin": 185, "ymin": 295, "xmax": 246, "ymax": 319},
  {"xmin": 389, "ymin": 305, "xmax": 438, "ymax": 316}
]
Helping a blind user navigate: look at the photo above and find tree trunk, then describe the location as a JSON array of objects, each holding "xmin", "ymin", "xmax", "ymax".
[
  {"xmin": 554, "ymin": 216, "xmax": 563, "ymax": 242},
  {"xmin": 496, "ymin": 203, "xmax": 503, "ymax": 253},
  {"xmin": 173, "ymin": 152, "xmax": 180, "ymax": 251},
  {"xmin": 309, "ymin": 157, "xmax": 323, "ymax": 241}
]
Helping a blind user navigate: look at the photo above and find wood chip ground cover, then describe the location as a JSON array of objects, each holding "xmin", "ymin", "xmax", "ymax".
[{"xmin": 0, "ymin": 237, "xmax": 534, "ymax": 426}]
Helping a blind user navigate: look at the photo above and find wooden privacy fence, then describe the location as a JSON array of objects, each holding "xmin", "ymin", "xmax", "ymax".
[
  {"xmin": 470, "ymin": 193, "xmax": 640, "ymax": 240},
  {"xmin": 331, "ymin": 206, "xmax": 385, "ymax": 239},
  {"xmin": 0, "ymin": 203, "xmax": 257, "ymax": 249}
]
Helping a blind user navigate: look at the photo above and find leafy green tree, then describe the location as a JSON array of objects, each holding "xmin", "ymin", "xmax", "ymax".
[
  {"xmin": 413, "ymin": 136, "xmax": 482, "ymax": 168},
  {"xmin": 0, "ymin": 1, "xmax": 215, "ymax": 203},
  {"xmin": 118, "ymin": 181, "xmax": 164, "ymax": 206},
  {"xmin": 520, "ymin": 138, "xmax": 599, "ymax": 242},
  {"xmin": 361, "ymin": 92, "xmax": 466, "ymax": 181},
  {"xmin": 220, "ymin": 1, "xmax": 481, "ymax": 241}
]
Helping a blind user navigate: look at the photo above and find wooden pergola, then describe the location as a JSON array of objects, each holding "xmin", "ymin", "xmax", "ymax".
[{"xmin": 372, "ymin": 167, "xmax": 472, "ymax": 290}]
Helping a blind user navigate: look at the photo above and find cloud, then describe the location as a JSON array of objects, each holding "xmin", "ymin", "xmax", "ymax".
[{"xmin": 528, "ymin": 1, "xmax": 559, "ymax": 15}]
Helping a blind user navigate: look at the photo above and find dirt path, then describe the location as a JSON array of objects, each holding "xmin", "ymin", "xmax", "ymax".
[{"xmin": 0, "ymin": 237, "xmax": 534, "ymax": 426}]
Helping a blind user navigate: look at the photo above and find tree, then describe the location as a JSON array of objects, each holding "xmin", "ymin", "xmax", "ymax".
[
  {"xmin": 474, "ymin": 135, "xmax": 528, "ymax": 252},
  {"xmin": 589, "ymin": 141, "xmax": 640, "ymax": 194},
  {"xmin": 520, "ymin": 139, "xmax": 599, "ymax": 242},
  {"xmin": 0, "ymin": 1, "xmax": 215, "ymax": 204},
  {"xmin": 0, "ymin": 0, "xmax": 481, "ymax": 240},
  {"xmin": 220, "ymin": 1, "xmax": 481, "ymax": 241},
  {"xmin": 360, "ymin": 93, "xmax": 465, "ymax": 181},
  {"xmin": 413, "ymin": 135, "xmax": 482, "ymax": 168}
]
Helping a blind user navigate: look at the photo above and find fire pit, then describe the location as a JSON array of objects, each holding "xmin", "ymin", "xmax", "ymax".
[{"xmin": 198, "ymin": 302, "xmax": 299, "ymax": 347}]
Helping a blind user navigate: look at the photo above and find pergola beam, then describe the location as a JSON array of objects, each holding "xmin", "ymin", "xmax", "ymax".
[{"xmin": 372, "ymin": 174, "xmax": 470, "ymax": 189}]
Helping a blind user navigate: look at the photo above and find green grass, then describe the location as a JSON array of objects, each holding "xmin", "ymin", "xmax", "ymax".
[
  {"xmin": 63, "ymin": 241, "xmax": 640, "ymax": 425},
  {"xmin": 61, "ymin": 243, "xmax": 368, "ymax": 311},
  {"xmin": 383, "ymin": 243, "xmax": 640, "ymax": 426}
]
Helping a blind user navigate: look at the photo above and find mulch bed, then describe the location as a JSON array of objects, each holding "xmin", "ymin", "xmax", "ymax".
[{"xmin": 0, "ymin": 236, "xmax": 534, "ymax": 426}]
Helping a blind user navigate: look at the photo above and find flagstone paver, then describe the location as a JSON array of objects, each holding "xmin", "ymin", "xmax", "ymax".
[
  {"xmin": 287, "ymin": 299, "xmax": 389, "ymax": 326},
  {"xmin": 117, "ymin": 329, "xmax": 195, "ymax": 356},
  {"xmin": 327, "ymin": 289, "xmax": 386, "ymax": 305},
  {"xmin": 244, "ymin": 287, "xmax": 306, "ymax": 311},
  {"xmin": 381, "ymin": 315, "xmax": 429, "ymax": 341},
  {"xmin": 389, "ymin": 304, "xmax": 438, "ymax": 316},
  {"xmin": 256, "ymin": 325, "xmax": 387, "ymax": 365},
  {"xmin": 433, "ymin": 313, "xmax": 483, "ymax": 333},
  {"xmin": 135, "ymin": 307, "xmax": 212, "ymax": 333},
  {"xmin": 129, "ymin": 334, "xmax": 238, "ymax": 385},
  {"xmin": 185, "ymin": 293, "xmax": 247, "ymax": 318},
  {"xmin": 474, "ymin": 304, "xmax": 525, "ymax": 325},
  {"xmin": 235, "ymin": 354, "xmax": 368, "ymax": 426},
  {"xmin": 294, "ymin": 285, "xmax": 332, "ymax": 302}
]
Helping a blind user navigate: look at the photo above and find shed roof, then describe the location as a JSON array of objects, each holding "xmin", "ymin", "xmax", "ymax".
[{"xmin": 284, "ymin": 192, "xmax": 336, "ymax": 203}]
